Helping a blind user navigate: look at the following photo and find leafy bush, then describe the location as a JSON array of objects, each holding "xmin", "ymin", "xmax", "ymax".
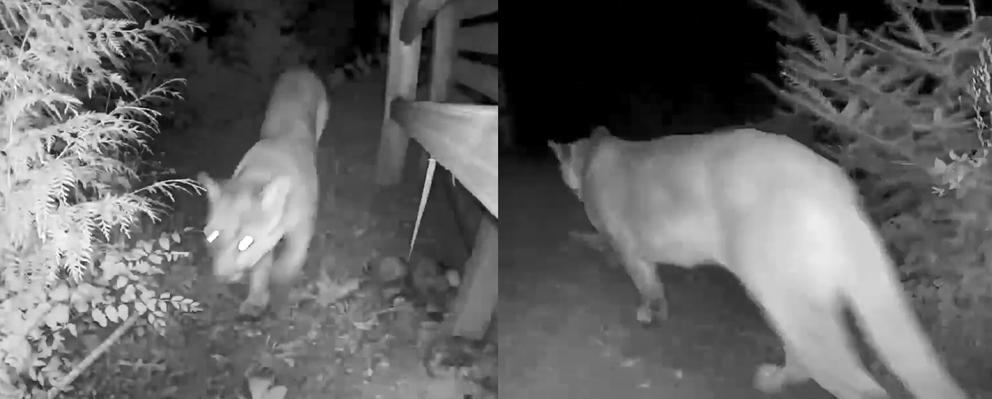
[
  {"xmin": 0, "ymin": 0, "xmax": 204, "ymax": 396},
  {"xmin": 753, "ymin": 0, "xmax": 992, "ymax": 356}
]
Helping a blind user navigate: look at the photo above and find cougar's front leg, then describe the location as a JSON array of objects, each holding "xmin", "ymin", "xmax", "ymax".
[
  {"xmin": 271, "ymin": 224, "xmax": 314, "ymax": 286},
  {"xmin": 614, "ymin": 245, "xmax": 668, "ymax": 325},
  {"xmin": 239, "ymin": 251, "xmax": 274, "ymax": 319}
]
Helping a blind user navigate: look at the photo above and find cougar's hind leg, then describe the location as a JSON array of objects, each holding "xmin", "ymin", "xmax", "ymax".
[
  {"xmin": 731, "ymin": 207, "xmax": 888, "ymax": 398},
  {"xmin": 239, "ymin": 251, "xmax": 274, "ymax": 319},
  {"xmin": 746, "ymin": 279, "xmax": 887, "ymax": 399}
]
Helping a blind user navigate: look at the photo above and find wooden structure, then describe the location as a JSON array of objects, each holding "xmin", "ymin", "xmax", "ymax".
[{"xmin": 373, "ymin": 0, "xmax": 498, "ymax": 340}]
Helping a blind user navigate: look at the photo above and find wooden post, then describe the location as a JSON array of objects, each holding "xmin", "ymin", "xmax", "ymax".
[
  {"xmin": 400, "ymin": 0, "xmax": 453, "ymax": 44},
  {"xmin": 374, "ymin": 0, "xmax": 423, "ymax": 186},
  {"xmin": 428, "ymin": 5, "xmax": 455, "ymax": 102},
  {"xmin": 418, "ymin": 2, "xmax": 456, "ymax": 171},
  {"xmin": 450, "ymin": 213, "xmax": 497, "ymax": 340}
]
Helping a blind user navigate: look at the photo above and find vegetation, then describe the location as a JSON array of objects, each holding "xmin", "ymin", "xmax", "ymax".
[
  {"xmin": 0, "ymin": 0, "xmax": 203, "ymax": 397},
  {"xmin": 754, "ymin": 0, "xmax": 992, "ymax": 381}
]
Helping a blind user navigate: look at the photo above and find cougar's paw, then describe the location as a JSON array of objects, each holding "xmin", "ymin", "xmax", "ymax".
[
  {"xmin": 635, "ymin": 298, "xmax": 669, "ymax": 326},
  {"xmin": 237, "ymin": 299, "xmax": 268, "ymax": 321},
  {"xmin": 635, "ymin": 305, "xmax": 654, "ymax": 325},
  {"xmin": 753, "ymin": 363, "xmax": 789, "ymax": 394}
]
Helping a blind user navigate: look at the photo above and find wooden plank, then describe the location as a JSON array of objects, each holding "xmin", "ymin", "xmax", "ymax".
[
  {"xmin": 392, "ymin": 99, "xmax": 497, "ymax": 218},
  {"xmin": 450, "ymin": 214, "xmax": 497, "ymax": 339},
  {"xmin": 375, "ymin": 0, "xmax": 423, "ymax": 186},
  {"xmin": 454, "ymin": 0, "xmax": 498, "ymax": 20},
  {"xmin": 455, "ymin": 23, "xmax": 497, "ymax": 55},
  {"xmin": 453, "ymin": 58, "xmax": 498, "ymax": 102}
]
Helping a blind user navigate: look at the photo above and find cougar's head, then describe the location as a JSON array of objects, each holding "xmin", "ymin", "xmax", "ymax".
[
  {"xmin": 547, "ymin": 126, "xmax": 610, "ymax": 202},
  {"xmin": 197, "ymin": 172, "xmax": 292, "ymax": 283}
]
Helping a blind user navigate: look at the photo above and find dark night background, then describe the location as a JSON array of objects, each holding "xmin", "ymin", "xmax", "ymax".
[{"xmin": 501, "ymin": 0, "xmax": 892, "ymax": 149}]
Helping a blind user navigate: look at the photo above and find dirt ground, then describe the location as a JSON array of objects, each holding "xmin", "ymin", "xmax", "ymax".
[
  {"xmin": 500, "ymin": 153, "xmax": 850, "ymax": 399},
  {"xmin": 91, "ymin": 70, "xmax": 495, "ymax": 398}
]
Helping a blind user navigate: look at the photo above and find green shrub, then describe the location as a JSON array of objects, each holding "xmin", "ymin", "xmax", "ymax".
[
  {"xmin": 0, "ymin": 0, "xmax": 204, "ymax": 396},
  {"xmin": 753, "ymin": 0, "xmax": 992, "ymax": 360}
]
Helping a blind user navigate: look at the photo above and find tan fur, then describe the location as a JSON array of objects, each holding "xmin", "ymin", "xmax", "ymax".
[
  {"xmin": 548, "ymin": 127, "xmax": 966, "ymax": 399},
  {"xmin": 197, "ymin": 67, "xmax": 329, "ymax": 318}
]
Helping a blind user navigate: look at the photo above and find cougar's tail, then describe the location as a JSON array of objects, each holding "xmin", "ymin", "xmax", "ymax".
[{"xmin": 843, "ymin": 215, "xmax": 967, "ymax": 399}]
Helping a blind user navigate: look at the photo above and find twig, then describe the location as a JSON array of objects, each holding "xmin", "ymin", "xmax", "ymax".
[{"xmin": 46, "ymin": 312, "xmax": 142, "ymax": 398}]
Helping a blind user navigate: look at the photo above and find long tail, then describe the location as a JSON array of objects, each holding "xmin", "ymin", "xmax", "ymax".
[{"xmin": 843, "ymin": 215, "xmax": 967, "ymax": 399}]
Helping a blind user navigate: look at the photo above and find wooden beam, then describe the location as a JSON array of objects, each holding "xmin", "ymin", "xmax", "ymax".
[
  {"xmin": 400, "ymin": 0, "xmax": 454, "ymax": 44},
  {"xmin": 453, "ymin": 58, "xmax": 498, "ymax": 101},
  {"xmin": 391, "ymin": 99, "xmax": 497, "ymax": 218},
  {"xmin": 455, "ymin": 23, "xmax": 497, "ymax": 55},
  {"xmin": 450, "ymin": 214, "xmax": 497, "ymax": 339},
  {"xmin": 455, "ymin": 0, "xmax": 498, "ymax": 20},
  {"xmin": 375, "ymin": 0, "xmax": 423, "ymax": 186}
]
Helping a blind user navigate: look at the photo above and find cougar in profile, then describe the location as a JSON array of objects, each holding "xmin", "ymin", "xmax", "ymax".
[
  {"xmin": 198, "ymin": 67, "xmax": 329, "ymax": 318},
  {"xmin": 549, "ymin": 126, "xmax": 966, "ymax": 399}
]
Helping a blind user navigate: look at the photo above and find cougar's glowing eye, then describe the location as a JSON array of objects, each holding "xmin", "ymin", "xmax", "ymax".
[
  {"xmin": 205, "ymin": 230, "xmax": 220, "ymax": 243},
  {"xmin": 237, "ymin": 235, "xmax": 254, "ymax": 251}
]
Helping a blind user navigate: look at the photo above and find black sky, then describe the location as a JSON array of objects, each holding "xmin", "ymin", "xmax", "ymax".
[{"xmin": 502, "ymin": 0, "xmax": 892, "ymax": 146}]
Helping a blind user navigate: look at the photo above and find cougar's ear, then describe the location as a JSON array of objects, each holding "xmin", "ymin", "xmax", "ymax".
[
  {"xmin": 590, "ymin": 125, "xmax": 612, "ymax": 137},
  {"xmin": 259, "ymin": 175, "xmax": 292, "ymax": 211},
  {"xmin": 548, "ymin": 140, "xmax": 568, "ymax": 163},
  {"xmin": 197, "ymin": 172, "xmax": 220, "ymax": 202}
]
